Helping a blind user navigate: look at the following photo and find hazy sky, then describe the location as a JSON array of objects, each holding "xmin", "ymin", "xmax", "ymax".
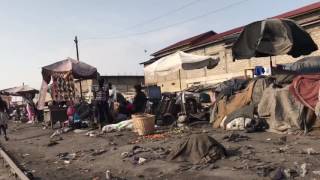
[{"xmin": 0, "ymin": 0, "xmax": 317, "ymax": 89}]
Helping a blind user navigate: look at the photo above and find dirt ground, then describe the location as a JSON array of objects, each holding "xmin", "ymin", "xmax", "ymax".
[
  {"xmin": 0, "ymin": 164, "xmax": 14, "ymax": 180},
  {"xmin": 2, "ymin": 121, "xmax": 320, "ymax": 180}
]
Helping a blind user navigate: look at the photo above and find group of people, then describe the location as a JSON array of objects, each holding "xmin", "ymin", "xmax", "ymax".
[
  {"xmin": 0, "ymin": 78, "xmax": 148, "ymax": 141},
  {"xmin": 93, "ymin": 78, "xmax": 147, "ymax": 129}
]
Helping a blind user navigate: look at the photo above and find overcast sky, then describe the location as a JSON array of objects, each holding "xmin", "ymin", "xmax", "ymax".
[{"xmin": 0, "ymin": 0, "xmax": 317, "ymax": 89}]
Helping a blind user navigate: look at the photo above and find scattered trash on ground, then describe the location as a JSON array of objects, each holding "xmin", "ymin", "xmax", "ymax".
[
  {"xmin": 302, "ymin": 148, "xmax": 320, "ymax": 155},
  {"xmin": 47, "ymin": 140, "xmax": 59, "ymax": 147},
  {"xmin": 105, "ymin": 170, "xmax": 112, "ymax": 179},
  {"xmin": 312, "ymin": 170, "xmax": 320, "ymax": 176},
  {"xmin": 223, "ymin": 133, "xmax": 250, "ymax": 142},
  {"xmin": 300, "ymin": 163, "xmax": 308, "ymax": 177},
  {"xmin": 102, "ymin": 120, "xmax": 133, "ymax": 133}
]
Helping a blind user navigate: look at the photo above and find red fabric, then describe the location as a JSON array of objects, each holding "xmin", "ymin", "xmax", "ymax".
[
  {"xmin": 67, "ymin": 106, "xmax": 75, "ymax": 116},
  {"xmin": 126, "ymin": 103, "xmax": 134, "ymax": 112},
  {"xmin": 289, "ymin": 74, "xmax": 320, "ymax": 110}
]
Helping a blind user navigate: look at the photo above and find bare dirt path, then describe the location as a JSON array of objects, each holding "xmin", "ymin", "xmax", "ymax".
[
  {"xmin": 0, "ymin": 165, "xmax": 13, "ymax": 180},
  {"xmin": 2, "ymin": 121, "xmax": 320, "ymax": 180}
]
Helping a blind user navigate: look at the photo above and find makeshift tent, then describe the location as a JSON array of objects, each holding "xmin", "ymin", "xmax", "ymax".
[
  {"xmin": 37, "ymin": 57, "xmax": 98, "ymax": 110},
  {"xmin": 232, "ymin": 18, "xmax": 318, "ymax": 72},
  {"xmin": 144, "ymin": 51, "xmax": 219, "ymax": 90}
]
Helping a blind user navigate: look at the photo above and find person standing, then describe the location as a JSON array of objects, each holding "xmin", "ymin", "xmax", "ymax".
[
  {"xmin": 108, "ymin": 83, "xmax": 117, "ymax": 122},
  {"xmin": 108, "ymin": 83, "xmax": 117, "ymax": 103},
  {"xmin": 0, "ymin": 97, "xmax": 9, "ymax": 141},
  {"xmin": 133, "ymin": 84, "xmax": 147, "ymax": 113},
  {"xmin": 93, "ymin": 78, "xmax": 109, "ymax": 129},
  {"xmin": 25, "ymin": 93, "xmax": 36, "ymax": 123}
]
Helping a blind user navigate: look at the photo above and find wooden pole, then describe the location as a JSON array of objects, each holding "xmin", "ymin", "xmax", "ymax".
[
  {"xmin": 269, "ymin": 56, "xmax": 273, "ymax": 75},
  {"xmin": 74, "ymin": 36, "xmax": 83, "ymax": 100},
  {"xmin": 178, "ymin": 70, "xmax": 182, "ymax": 91}
]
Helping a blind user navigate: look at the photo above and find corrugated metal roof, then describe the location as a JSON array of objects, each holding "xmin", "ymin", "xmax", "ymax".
[
  {"xmin": 192, "ymin": 2, "xmax": 320, "ymax": 48},
  {"xmin": 150, "ymin": 31, "xmax": 216, "ymax": 56},
  {"xmin": 149, "ymin": 2, "xmax": 320, "ymax": 59}
]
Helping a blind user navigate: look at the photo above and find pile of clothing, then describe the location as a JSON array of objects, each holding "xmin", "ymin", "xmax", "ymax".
[{"xmin": 50, "ymin": 73, "xmax": 75, "ymax": 102}]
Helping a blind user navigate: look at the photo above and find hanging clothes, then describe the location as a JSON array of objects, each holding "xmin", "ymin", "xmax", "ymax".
[{"xmin": 51, "ymin": 72, "xmax": 75, "ymax": 102}]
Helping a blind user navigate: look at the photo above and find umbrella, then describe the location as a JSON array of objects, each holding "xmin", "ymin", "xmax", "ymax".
[
  {"xmin": 232, "ymin": 18, "xmax": 318, "ymax": 70},
  {"xmin": 145, "ymin": 51, "xmax": 219, "ymax": 90},
  {"xmin": 42, "ymin": 57, "xmax": 98, "ymax": 80},
  {"xmin": 0, "ymin": 85, "xmax": 39, "ymax": 96},
  {"xmin": 41, "ymin": 57, "xmax": 98, "ymax": 100}
]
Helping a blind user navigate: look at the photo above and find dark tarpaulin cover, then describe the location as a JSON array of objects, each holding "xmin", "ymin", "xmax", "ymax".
[
  {"xmin": 214, "ymin": 78, "xmax": 249, "ymax": 97},
  {"xmin": 283, "ymin": 56, "xmax": 320, "ymax": 74},
  {"xmin": 232, "ymin": 19, "xmax": 318, "ymax": 59},
  {"xmin": 168, "ymin": 134, "xmax": 226, "ymax": 164}
]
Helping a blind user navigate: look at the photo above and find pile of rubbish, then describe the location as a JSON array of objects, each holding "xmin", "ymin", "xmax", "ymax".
[
  {"xmin": 144, "ymin": 56, "xmax": 320, "ymax": 136},
  {"xmin": 207, "ymin": 56, "xmax": 320, "ymax": 134}
]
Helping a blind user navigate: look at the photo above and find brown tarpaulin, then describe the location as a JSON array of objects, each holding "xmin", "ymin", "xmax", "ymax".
[
  {"xmin": 213, "ymin": 81, "xmax": 255, "ymax": 128},
  {"xmin": 258, "ymin": 85, "xmax": 316, "ymax": 134}
]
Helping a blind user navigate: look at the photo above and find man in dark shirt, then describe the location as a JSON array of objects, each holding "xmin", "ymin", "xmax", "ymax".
[
  {"xmin": 133, "ymin": 85, "xmax": 147, "ymax": 113},
  {"xmin": 93, "ymin": 78, "xmax": 109, "ymax": 129}
]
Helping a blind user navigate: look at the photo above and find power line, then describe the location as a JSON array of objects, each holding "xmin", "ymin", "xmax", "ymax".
[
  {"xmin": 86, "ymin": 0, "xmax": 250, "ymax": 40},
  {"xmin": 120, "ymin": 0, "xmax": 203, "ymax": 32},
  {"xmin": 82, "ymin": 0, "xmax": 202, "ymax": 41}
]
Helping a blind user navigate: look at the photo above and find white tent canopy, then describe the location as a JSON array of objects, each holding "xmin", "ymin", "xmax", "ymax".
[{"xmin": 145, "ymin": 51, "xmax": 219, "ymax": 76}]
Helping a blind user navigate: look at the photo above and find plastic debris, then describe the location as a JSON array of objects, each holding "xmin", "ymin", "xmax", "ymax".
[
  {"xmin": 138, "ymin": 157, "xmax": 147, "ymax": 165},
  {"xmin": 300, "ymin": 163, "xmax": 307, "ymax": 177},
  {"xmin": 302, "ymin": 148, "xmax": 319, "ymax": 155},
  {"xmin": 312, "ymin": 171, "xmax": 320, "ymax": 176},
  {"xmin": 105, "ymin": 170, "xmax": 112, "ymax": 179}
]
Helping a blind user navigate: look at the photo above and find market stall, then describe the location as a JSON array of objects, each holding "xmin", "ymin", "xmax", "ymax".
[
  {"xmin": 146, "ymin": 51, "xmax": 219, "ymax": 125},
  {"xmin": 0, "ymin": 84, "xmax": 39, "ymax": 122},
  {"xmin": 37, "ymin": 57, "xmax": 98, "ymax": 128}
]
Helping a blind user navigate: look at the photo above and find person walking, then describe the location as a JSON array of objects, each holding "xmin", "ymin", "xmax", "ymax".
[{"xmin": 0, "ymin": 97, "xmax": 9, "ymax": 141}]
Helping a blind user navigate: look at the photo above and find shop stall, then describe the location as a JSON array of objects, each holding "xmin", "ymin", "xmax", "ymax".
[{"xmin": 37, "ymin": 57, "xmax": 98, "ymax": 128}]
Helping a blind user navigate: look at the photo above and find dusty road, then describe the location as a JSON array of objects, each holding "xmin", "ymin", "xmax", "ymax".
[
  {"xmin": 2, "ymin": 121, "xmax": 320, "ymax": 180},
  {"xmin": 0, "ymin": 166, "xmax": 13, "ymax": 180}
]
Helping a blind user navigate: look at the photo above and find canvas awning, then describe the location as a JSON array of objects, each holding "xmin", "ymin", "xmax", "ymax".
[
  {"xmin": 42, "ymin": 57, "xmax": 98, "ymax": 80},
  {"xmin": 0, "ymin": 85, "xmax": 39, "ymax": 96},
  {"xmin": 145, "ymin": 51, "xmax": 219, "ymax": 76}
]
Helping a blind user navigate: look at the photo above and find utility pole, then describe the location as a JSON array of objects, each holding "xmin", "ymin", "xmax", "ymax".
[{"xmin": 74, "ymin": 36, "xmax": 83, "ymax": 100}]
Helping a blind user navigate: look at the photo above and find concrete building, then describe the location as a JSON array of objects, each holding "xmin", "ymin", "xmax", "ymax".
[
  {"xmin": 75, "ymin": 75, "xmax": 144, "ymax": 100},
  {"xmin": 142, "ymin": 2, "xmax": 320, "ymax": 92}
]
